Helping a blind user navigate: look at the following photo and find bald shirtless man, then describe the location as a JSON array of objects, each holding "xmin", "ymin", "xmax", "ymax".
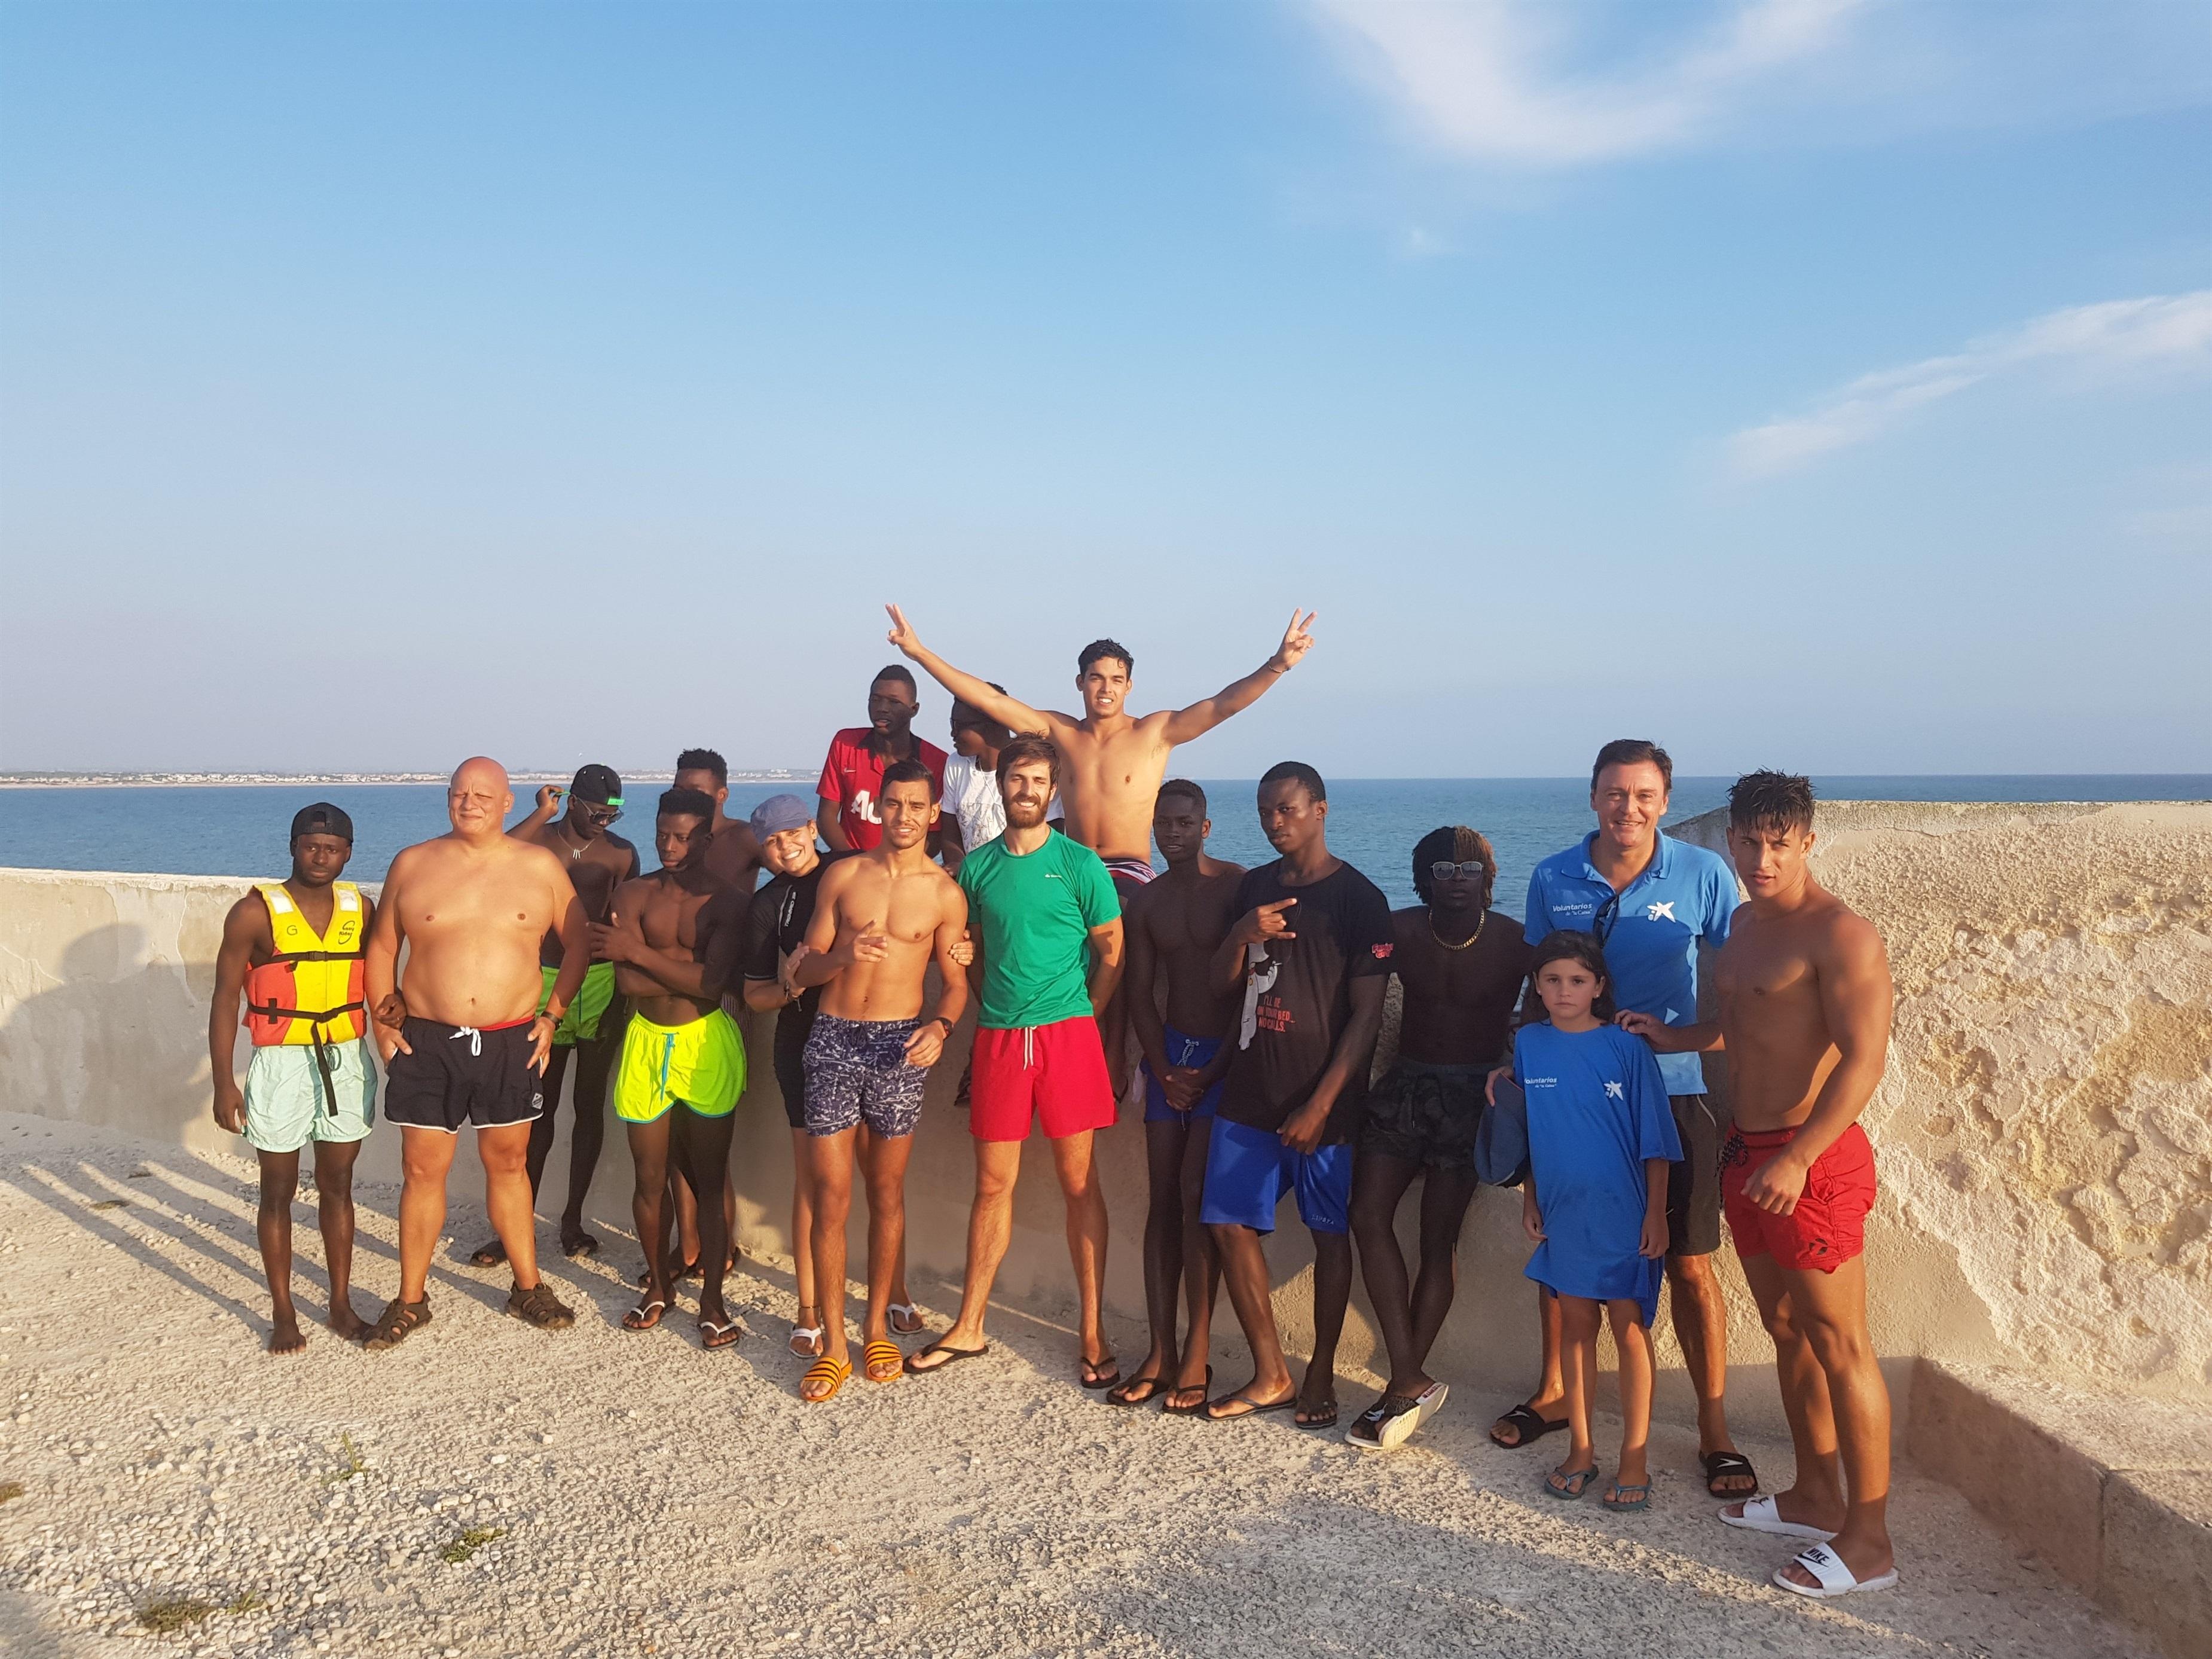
[
  {"xmin": 885, "ymin": 604, "xmax": 1315, "ymax": 1086},
  {"xmin": 362, "ymin": 757, "xmax": 585, "ymax": 1350},
  {"xmin": 472, "ymin": 763, "xmax": 638, "ymax": 1265},
  {"xmin": 1623, "ymin": 771, "xmax": 1897, "ymax": 1600},
  {"xmin": 1114, "ymin": 781, "xmax": 1244, "ymax": 1411},
  {"xmin": 790, "ymin": 759, "xmax": 969, "ymax": 1401}
]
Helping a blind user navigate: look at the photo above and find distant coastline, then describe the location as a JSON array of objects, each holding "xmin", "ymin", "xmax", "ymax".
[{"xmin": 0, "ymin": 770, "xmax": 808, "ymax": 789}]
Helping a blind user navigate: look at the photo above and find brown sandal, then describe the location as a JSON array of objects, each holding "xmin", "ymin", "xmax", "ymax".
[
  {"xmin": 505, "ymin": 1281, "xmax": 575, "ymax": 1331},
  {"xmin": 362, "ymin": 1297, "xmax": 432, "ymax": 1353}
]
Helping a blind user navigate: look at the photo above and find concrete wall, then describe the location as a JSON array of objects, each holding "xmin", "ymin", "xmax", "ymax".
[{"xmin": 3, "ymin": 798, "xmax": 2206, "ymax": 1423}]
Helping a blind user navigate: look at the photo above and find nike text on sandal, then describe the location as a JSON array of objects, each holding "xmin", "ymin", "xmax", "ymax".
[
  {"xmin": 904, "ymin": 1342, "xmax": 989, "ymax": 1376},
  {"xmin": 1719, "ymin": 1495, "xmax": 1837, "ymax": 1542},
  {"xmin": 362, "ymin": 1297, "xmax": 430, "ymax": 1353},
  {"xmin": 1774, "ymin": 1544, "xmax": 1899, "ymax": 1599},
  {"xmin": 506, "ymin": 1282, "xmax": 575, "ymax": 1330}
]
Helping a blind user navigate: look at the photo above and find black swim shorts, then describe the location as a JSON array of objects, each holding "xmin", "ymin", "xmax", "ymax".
[
  {"xmin": 382, "ymin": 1017, "xmax": 545, "ymax": 1133},
  {"xmin": 1358, "ymin": 1059, "xmax": 1489, "ymax": 1171},
  {"xmin": 1665, "ymin": 1092, "xmax": 1724, "ymax": 1257}
]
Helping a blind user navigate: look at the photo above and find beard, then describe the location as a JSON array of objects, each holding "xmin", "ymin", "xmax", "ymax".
[{"xmin": 1004, "ymin": 796, "xmax": 1050, "ymax": 829}]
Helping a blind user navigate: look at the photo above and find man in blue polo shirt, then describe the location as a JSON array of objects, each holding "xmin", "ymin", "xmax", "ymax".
[{"xmin": 1488, "ymin": 738, "xmax": 1758, "ymax": 1503}]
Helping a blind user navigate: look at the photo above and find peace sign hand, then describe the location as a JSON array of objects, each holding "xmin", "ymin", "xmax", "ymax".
[
  {"xmin": 885, "ymin": 604, "xmax": 922, "ymax": 658},
  {"xmin": 1270, "ymin": 609, "xmax": 1318, "ymax": 673}
]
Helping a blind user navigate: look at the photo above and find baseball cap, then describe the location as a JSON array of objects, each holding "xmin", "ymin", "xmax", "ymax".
[
  {"xmin": 290, "ymin": 802, "xmax": 354, "ymax": 844},
  {"xmin": 748, "ymin": 794, "xmax": 814, "ymax": 839},
  {"xmin": 571, "ymin": 764, "xmax": 624, "ymax": 806}
]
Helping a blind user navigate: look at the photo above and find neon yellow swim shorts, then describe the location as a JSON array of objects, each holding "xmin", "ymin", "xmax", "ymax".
[
  {"xmin": 539, "ymin": 960, "xmax": 618, "ymax": 1046},
  {"xmin": 613, "ymin": 1008, "xmax": 746, "ymax": 1124}
]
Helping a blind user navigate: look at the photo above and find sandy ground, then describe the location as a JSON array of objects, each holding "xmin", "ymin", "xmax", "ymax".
[{"xmin": 0, "ymin": 1113, "xmax": 2157, "ymax": 1659}]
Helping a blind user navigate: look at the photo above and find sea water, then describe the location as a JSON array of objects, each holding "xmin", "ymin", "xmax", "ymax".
[{"xmin": 1, "ymin": 776, "xmax": 2202, "ymax": 910}]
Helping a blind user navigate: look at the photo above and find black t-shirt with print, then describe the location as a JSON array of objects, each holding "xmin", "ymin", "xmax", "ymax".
[
  {"xmin": 741, "ymin": 849, "xmax": 858, "ymax": 1038},
  {"xmin": 1218, "ymin": 858, "xmax": 1396, "ymax": 1144}
]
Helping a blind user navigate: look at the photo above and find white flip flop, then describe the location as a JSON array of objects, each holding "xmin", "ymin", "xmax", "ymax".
[
  {"xmin": 888, "ymin": 1301, "xmax": 925, "ymax": 1336},
  {"xmin": 1773, "ymin": 1543, "xmax": 1899, "ymax": 1599},
  {"xmin": 788, "ymin": 1321, "xmax": 825, "ymax": 1358},
  {"xmin": 1379, "ymin": 1382, "xmax": 1449, "ymax": 1450},
  {"xmin": 1719, "ymin": 1494, "xmax": 1837, "ymax": 1542}
]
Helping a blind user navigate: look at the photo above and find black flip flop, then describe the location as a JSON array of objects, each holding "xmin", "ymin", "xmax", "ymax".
[
  {"xmin": 1106, "ymin": 1374, "xmax": 1169, "ymax": 1408},
  {"xmin": 1703, "ymin": 1450, "xmax": 1759, "ymax": 1498},
  {"xmin": 903, "ymin": 1341, "xmax": 989, "ymax": 1376},
  {"xmin": 1159, "ymin": 1367, "xmax": 1214, "ymax": 1416},
  {"xmin": 1079, "ymin": 1359, "xmax": 1122, "ymax": 1392},
  {"xmin": 1202, "ymin": 1391, "xmax": 1297, "ymax": 1423},
  {"xmin": 1296, "ymin": 1400, "xmax": 1339, "ymax": 1432},
  {"xmin": 1490, "ymin": 1403, "xmax": 1568, "ymax": 1449}
]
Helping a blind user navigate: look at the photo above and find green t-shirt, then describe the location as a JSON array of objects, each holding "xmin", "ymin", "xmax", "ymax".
[{"xmin": 956, "ymin": 830, "xmax": 1120, "ymax": 1029}]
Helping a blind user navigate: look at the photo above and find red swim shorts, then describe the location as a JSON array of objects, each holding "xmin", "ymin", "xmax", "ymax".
[
  {"xmin": 1721, "ymin": 1122, "xmax": 1877, "ymax": 1273},
  {"xmin": 968, "ymin": 1017, "xmax": 1117, "ymax": 1142}
]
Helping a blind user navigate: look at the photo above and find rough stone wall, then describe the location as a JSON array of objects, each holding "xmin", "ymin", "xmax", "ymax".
[{"xmin": 1673, "ymin": 802, "xmax": 2212, "ymax": 1395}]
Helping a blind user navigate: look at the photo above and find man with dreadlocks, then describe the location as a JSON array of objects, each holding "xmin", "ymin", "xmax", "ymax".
[{"xmin": 1344, "ymin": 826, "xmax": 1532, "ymax": 1449}]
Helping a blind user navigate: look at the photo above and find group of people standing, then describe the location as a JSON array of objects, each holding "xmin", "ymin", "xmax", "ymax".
[{"xmin": 206, "ymin": 604, "xmax": 1899, "ymax": 1603}]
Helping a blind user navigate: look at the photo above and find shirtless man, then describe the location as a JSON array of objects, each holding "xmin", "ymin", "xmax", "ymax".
[
  {"xmin": 208, "ymin": 803, "xmax": 378, "ymax": 1352},
  {"xmin": 674, "ymin": 747, "xmax": 766, "ymax": 900},
  {"xmin": 1346, "ymin": 826, "xmax": 1531, "ymax": 1449},
  {"xmin": 885, "ymin": 604, "xmax": 1315, "ymax": 1086},
  {"xmin": 1623, "ymin": 771, "xmax": 1897, "ymax": 1599},
  {"xmin": 471, "ymin": 764, "xmax": 638, "ymax": 1265},
  {"xmin": 593, "ymin": 789, "xmax": 751, "ymax": 1350},
  {"xmin": 665, "ymin": 747, "xmax": 765, "ymax": 1273},
  {"xmin": 362, "ymin": 758, "xmax": 585, "ymax": 1349},
  {"xmin": 1112, "ymin": 781, "xmax": 1244, "ymax": 1411},
  {"xmin": 789, "ymin": 760, "xmax": 970, "ymax": 1400}
]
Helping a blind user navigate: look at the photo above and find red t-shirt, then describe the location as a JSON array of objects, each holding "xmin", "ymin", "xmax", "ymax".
[{"xmin": 815, "ymin": 728, "xmax": 949, "ymax": 850}]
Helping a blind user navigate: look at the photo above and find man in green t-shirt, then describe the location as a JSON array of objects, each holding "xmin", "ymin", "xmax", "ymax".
[{"xmin": 904, "ymin": 737, "xmax": 1128, "ymax": 1389}]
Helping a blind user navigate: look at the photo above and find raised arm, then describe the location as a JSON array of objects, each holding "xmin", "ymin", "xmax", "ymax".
[
  {"xmin": 207, "ymin": 896, "xmax": 262, "ymax": 1134},
  {"xmin": 1212, "ymin": 896, "xmax": 1297, "ymax": 994},
  {"xmin": 509, "ymin": 784, "xmax": 562, "ymax": 838},
  {"xmin": 1160, "ymin": 609, "xmax": 1315, "ymax": 745},
  {"xmin": 885, "ymin": 603, "xmax": 1057, "ymax": 736}
]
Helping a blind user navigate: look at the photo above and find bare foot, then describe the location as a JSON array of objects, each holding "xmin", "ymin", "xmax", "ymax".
[
  {"xmin": 327, "ymin": 1297, "xmax": 373, "ymax": 1342},
  {"xmin": 267, "ymin": 1314, "xmax": 306, "ymax": 1355}
]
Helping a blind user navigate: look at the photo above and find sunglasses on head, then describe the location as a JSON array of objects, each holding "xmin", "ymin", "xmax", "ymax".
[{"xmin": 1430, "ymin": 860, "xmax": 1487, "ymax": 882}]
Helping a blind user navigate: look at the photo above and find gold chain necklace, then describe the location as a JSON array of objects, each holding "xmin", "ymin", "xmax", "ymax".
[{"xmin": 1427, "ymin": 909, "xmax": 1486, "ymax": 951}]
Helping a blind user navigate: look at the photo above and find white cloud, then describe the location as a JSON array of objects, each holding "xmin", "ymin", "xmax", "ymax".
[
  {"xmin": 1726, "ymin": 292, "xmax": 2212, "ymax": 476},
  {"xmin": 1314, "ymin": 0, "xmax": 1865, "ymax": 167},
  {"xmin": 1309, "ymin": 1, "xmax": 2210, "ymax": 171}
]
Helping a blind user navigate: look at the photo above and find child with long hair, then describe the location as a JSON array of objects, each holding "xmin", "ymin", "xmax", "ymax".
[{"xmin": 1515, "ymin": 930, "xmax": 1682, "ymax": 1511}]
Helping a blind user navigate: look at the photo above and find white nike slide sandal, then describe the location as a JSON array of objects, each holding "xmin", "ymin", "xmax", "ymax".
[
  {"xmin": 1773, "ymin": 1543, "xmax": 1899, "ymax": 1599},
  {"xmin": 1719, "ymin": 1495, "xmax": 1837, "ymax": 1541}
]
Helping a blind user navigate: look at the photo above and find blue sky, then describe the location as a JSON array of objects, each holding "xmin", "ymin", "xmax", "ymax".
[{"xmin": 2, "ymin": 1, "xmax": 2206, "ymax": 778}]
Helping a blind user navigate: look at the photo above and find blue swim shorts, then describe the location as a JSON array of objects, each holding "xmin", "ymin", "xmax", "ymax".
[
  {"xmin": 1199, "ymin": 1116, "xmax": 1351, "ymax": 1236},
  {"xmin": 1141, "ymin": 1025, "xmax": 1225, "ymax": 1125}
]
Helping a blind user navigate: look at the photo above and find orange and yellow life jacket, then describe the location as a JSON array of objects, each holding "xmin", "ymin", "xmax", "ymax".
[{"xmin": 243, "ymin": 881, "xmax": 368, "ymax": 1048}]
